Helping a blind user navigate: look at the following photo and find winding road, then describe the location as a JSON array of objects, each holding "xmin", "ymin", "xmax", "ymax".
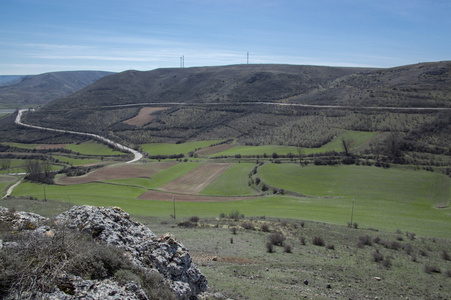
[{"xmin": 15, "ymin": 109, "xmax": 143, "ymax": 163}]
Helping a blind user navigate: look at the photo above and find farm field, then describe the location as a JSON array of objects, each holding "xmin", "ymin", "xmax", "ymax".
[
  {"xmin": 212, "ymin": 130, "xmax": 379, "ymax": 156},
  {"xmin": 0, "ymin": 175, "xmax": 18, "ymax": 195},
  {"xmin": 8, "ymin": 162, "xmax": 451, "ymax": 237},
  {"xmin": 123, "ymin": 107, "xmax": 169, "ymax": 126},
  {"xmin": 140, "ymin": 140, "xmax": 224, "ymax": 156},
  {"xmin": 65, "ymin": 142, "xmax": 125, "ymax": 156},
  {"xmin": 52, "ymin": 155, "xmax": 104, "ymax": 166}
]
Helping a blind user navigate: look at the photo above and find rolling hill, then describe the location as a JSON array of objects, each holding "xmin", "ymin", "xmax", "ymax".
[{"xmin": 0, "ymin": 70, "xmax": 114, "ymax": 108}]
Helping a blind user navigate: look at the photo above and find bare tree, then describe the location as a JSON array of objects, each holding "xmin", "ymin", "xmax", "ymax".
[
  {"xmin": 1, "ymin": 159, "xmax": 11, "ymax": 170},
  {"xmin": 341, "ymin": 138, "xmax": 355, "ymax": 156}
]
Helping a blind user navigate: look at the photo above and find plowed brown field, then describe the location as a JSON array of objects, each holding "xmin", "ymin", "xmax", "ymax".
[
  {"xmin": 160, "ymin": 163, "xmax": 231, "ymax": 194},
  {"xmin": 124, "ymin": 107, "xmax": 169, "ymax": 126},
  {"xmin": 56, "ymin": 162, "xmax": 177, "ymax": 185}
]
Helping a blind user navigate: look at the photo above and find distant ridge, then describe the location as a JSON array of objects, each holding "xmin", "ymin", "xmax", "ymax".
[
  {"xmin": 0, "ymin": 70, "xmax": 114, "ymax": 108},
  {"xmin": 44, "ymin": 61, "xmax": 451, "ymax": 110}
]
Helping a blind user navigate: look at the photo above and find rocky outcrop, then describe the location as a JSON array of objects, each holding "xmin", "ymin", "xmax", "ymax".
[{"xmin": 0, "ymin": 205, "xmax": 207, "ymax": 299}]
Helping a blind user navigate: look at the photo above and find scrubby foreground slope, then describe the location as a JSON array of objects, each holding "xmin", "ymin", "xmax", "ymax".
[{"xmin": 0, "ymin": 205, "xmax": 207, "ymax": 299}]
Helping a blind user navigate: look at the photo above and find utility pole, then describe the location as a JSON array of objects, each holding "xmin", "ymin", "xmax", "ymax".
[{"xmin": 173, "ymin": 197, "xmax": 176, "ymax": 220}]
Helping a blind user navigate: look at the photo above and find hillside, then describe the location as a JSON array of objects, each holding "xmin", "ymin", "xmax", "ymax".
[
  {"xmin": 0, "ymin": 70, "xmax": 114, "ymax": 108},
  {"xmin": 41, "ymin": 61, "xmax": 451, "ymax": 110}
]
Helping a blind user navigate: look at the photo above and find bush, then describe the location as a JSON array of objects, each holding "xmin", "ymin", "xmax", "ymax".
[
  {"xmin": 228, "ymin": 210, "xmax": 241, "ymax": 220},
  {"xmin": 326, "ymin": 244, "xmax": 335, "ymax": 250},
  {"xmin": 446, "ymin": 270, "xmax": 451, "ymax": 278},
  {"xmin": 268, "ymin": 233, "xmax": 286, "ymax": 246},
  {"xmin": 312, "ymin": 236, "xmax": 325, "ymax": 247},
  {"xmin": 266, "ymin": 242, "xmax": 274, "ymax": 253},
  {"xmin": 382, "ymin": 258, "xmax": 392, "ymax": 268},
  {"xmin": 442, "ymin": 250, "xmax": 450, "ymax": 261},
  {"xmin": 230, "ymin": 227, "xmax": 237, "ymax": 235},
  {"xmin": 283, "ymin": 244, "xmax": 292, "ymax": 253},
  {"xmin": 358, "ymin": 235, "xmax": 373, "ymax": 246},
  {"xmin": 189, "ymin": 216, "xmax": 200, "ymax": 223},
  {"xmin": 372, "ymin": 250, "xmax": 384, "ymax": 263},
  {"xmin": 300, "ymin": 236, "xmax": 306, "ymax": 245},
  {"xmin": 424, "ymin": 265, "xmax": 441, "ymax": 274},
  {"xmin": 261, "ymin": 223, "xmax": 270, "ymax": 232},
  {"xmin": 241, "ymin": 222, "xmax": 254, "ymax": 230}
]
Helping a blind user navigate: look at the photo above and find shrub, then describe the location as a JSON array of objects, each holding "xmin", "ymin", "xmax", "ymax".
[
  {"xmin": 241, "ymin": 222, "xmax": 254, "ymax": 230},
  {"xmin": 300, "ymin": 221, "xmax": 305, "ymax": 228},
  {"xmin": 189, "ymin": 216, "xmax": 200, "ymax": 223},
  {"xmin": 268, "ymin": 233, "xmax": 286, "ymax": 246},
  {"xmin": 228, "ymin": 210, "xmax": 241, "ymax": 220},
  {"xmin": 372, "ymin": 250, "xmax": 384, "ymax": 263},
  {"xmin": 442, "ymin": 250, "xmax": 450, "ymax": 261},
  {"xmin": 312, "ymin": 236, "xmax": 325, "ymax": 247},
  {"xmin": 261, "ymin": 223, "xmax": 270, "ymax": 232},
  {"xmin": 373, "ymin": 236, "xmax": 381, "ymax": 244},
  {"xmin": 230, "ymin": 227, "xmax": 237, "ymax": 235},
  {"xmin": 358, "ymin": 235, "xmax": 373, "ymax": 246},
  {"xmin": 446, "ymin": 270, "xmax": 451, "ymax": 278},
  {"xmin": 424, "ymin": 265, "xmax": 441, "ymax": 274},
  {"xmin": 219, "ymin": 212, "xmax": 226, "ymax": 219},
  {"xmin": 403, "ymin": 243, "xmax": 413, "ymax": 255},
  {"xmin": 283, "ymin": 244, "xmax": 292, "ymax": 253},
  {"xmin": 419, "ymin": 249, "xmax": 428, "ymax": 257},
  {"xmin": 266, "ymin": 242, "xmax": 274, "ymax": 253},
  {"xmin": 326, "ymin": 244, "xmax": 335, "ymax": 250},
  {"xmin": 300, "ymin": 236, "xmax": 306, "ymax": 245},
  {"xmin": 382, "ymin": 258, "xmax": 392, "ymax": 268}
]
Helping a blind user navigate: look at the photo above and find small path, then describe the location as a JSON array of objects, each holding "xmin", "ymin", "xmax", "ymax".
[
  {"xmin": 2, "ymin": 178, "xmax": 23, "ymax": 199},
  {"xmin": 15, "ymin": 109, "xmax": 143, "ymax": 163}
]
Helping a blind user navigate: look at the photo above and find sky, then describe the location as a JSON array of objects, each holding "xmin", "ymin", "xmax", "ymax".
[{"xmin": 0, "ymin": 0, "xmax": 450, "ymax": 75}]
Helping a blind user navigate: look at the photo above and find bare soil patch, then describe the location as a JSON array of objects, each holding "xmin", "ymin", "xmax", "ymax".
[
  {"xmin": 55, "ymin": 162, "xmax": 177, "ymax": 185},
  {"xmin": 160, "ymin": 163, "xmax": 231, "ymax": 194},
  {"xmin": 124, "ymin": 107, "xmax": 168, "ymax": 126},
  {"xmin": 137, "ymin": 190, "xmax": 258, "ymax": 202},
  {"xmin": 195, "ymin": 144, "xmax": 236, "ymax": 156},
  {"xmin": 36, "ymin": 144, "xmax": 67, "ymax": 150}
]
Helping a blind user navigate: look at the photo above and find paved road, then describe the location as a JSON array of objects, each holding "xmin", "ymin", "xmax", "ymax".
[{"xmin": 15, "ymin": 109, "xmax": 143, "ymax": 163}]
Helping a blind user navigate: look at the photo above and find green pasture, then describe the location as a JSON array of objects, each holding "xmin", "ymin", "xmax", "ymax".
[
  {"xmin": 200, "ymin": 163, "xmax": 257, "ymax": 196},
  {"xmin": 104, "ymin": 162, "xmax": 202, "ymax": 189},
  {"xmin": 10, "ymin": 163, "xmax": 451, "ymax": 237},
  {"xmin": 213, "ymin": 130, "xmax": 379, "ymax": 156},
  {"xmin": 52, "ymin": 155, "xmax": 102, "ymax": 166},
  {"xmin": 140, "ymin": 140, "xmax": 224, "ymax": 156},
  {"xmin": 65, "ymin": 142, "xmax": 124, "ymax": 156}
]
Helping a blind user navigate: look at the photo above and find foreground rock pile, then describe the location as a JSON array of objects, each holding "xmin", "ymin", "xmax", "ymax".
[{"xmin": 0, "ymin": 205, "xmax": 208, "ymax": 299}]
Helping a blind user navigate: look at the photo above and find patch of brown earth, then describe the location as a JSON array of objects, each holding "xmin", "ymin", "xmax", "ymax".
[
  {"xmin": 195, "ymin": 144, "xmax": 236, "ymax": 156},
  {"xmin": 160, "ymin": 163, "xmax": 231, "ymax": 194},
  {"xmin": 56, "ymin": 162, "xmax": 177, "ymax": 185},
  {"xmin": 137, "ymin": 190, "xmax": 258, "ymax": 202},
  {"xmin": 124, "ymin": 107, "xmax": 169, "ymax": 126}
]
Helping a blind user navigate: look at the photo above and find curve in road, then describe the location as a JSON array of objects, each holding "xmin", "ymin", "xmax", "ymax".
[{"xmin": 15, "ymin": 109, "xmax": 143, "ymax": 163}]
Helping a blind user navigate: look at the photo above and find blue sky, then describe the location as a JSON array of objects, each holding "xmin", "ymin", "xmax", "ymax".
[{"xmin": 0, "ymin": 0, "xmax": 450, "ymax": 75}]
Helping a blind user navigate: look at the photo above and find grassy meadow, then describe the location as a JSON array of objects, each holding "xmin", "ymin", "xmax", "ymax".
[
  {"xmin": 213, "ymin": 130, "xmax": 379, "ymax": 156},
  {"xmin": 141, "ymin": 140, "xmax": 224, "ymax": 156},
  {"xmin": 7, "ymin": 161, "xmax": 451, "ymax": 237}
]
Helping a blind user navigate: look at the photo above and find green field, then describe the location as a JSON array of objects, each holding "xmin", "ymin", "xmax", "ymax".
[
  {"xmin": 141, "ymin": 140, "xmax": 224, "ymax": 156},
  {"xmin": 200, "ymin": 163, "xmax": 257, "ymax": 196},
  {"xmin": 213, "ymin": 130, "xmax": 379, "ymax": 156},
  {"xmin": 52, "ymin": 155, "xmax": 102, "ymax": 166},
  {"xmin": 104, "ymin": 162, "xmax": 202, "ymax": 189},
  {"xmin": 65, "ymin": 142, "xmax": 125, "ymax": 156},
  {"xmin": 10, "ymin": 162, "xmax": 451, "ymax": 237}
]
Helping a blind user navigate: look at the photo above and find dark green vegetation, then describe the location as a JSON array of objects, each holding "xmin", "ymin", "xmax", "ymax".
[{"xmin": 0, "ymin": 70, "xmax": 113, "ymax": 108}]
